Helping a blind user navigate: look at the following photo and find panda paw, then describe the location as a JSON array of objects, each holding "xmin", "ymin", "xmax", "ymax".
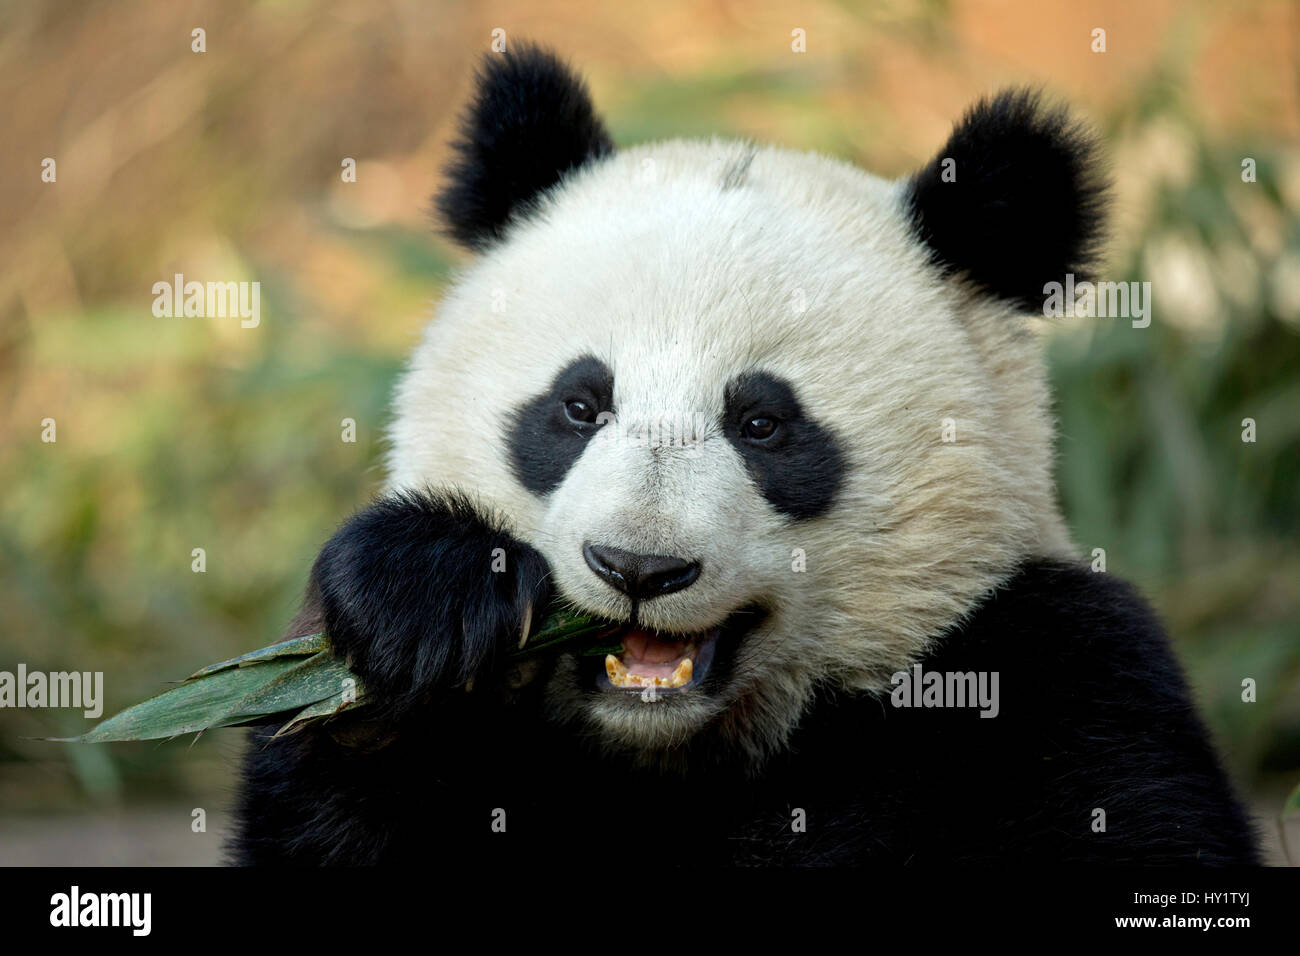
[{"xmin": 309, "ymin": 489, "xmax": 551, "ymax": 714}]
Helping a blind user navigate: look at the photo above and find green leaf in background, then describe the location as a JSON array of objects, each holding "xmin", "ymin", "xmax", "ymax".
[
  {"xmin": 1282, "ymin": 782, "xmax": 1300, "ymax": 866},
  {"xmin": 1283, "ymin": 782, "xmax": 1300, "ymax": 819}
]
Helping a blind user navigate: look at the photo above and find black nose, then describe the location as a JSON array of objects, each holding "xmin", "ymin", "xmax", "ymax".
[{"xmin": 582, "ymin": 542, "xmax": 701, "ymax": 600}]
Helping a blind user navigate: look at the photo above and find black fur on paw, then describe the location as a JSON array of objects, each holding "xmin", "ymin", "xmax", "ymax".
[{"xmin": 311, "ymin": 489, "xmax": 551, "ymax": 712}]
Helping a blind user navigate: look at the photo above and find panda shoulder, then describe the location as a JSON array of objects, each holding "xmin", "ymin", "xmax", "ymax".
[{"xmin": 953, "ymin": 559, "xmax": 1194, "ymax": 709}]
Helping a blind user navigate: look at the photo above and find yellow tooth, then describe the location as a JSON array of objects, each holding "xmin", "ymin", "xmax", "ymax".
[{"xmin": 607, "ymin": 655, "xmax": 696, "ymax": 689}]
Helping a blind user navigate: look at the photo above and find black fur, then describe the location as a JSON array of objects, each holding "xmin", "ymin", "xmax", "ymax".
[
  {"xmin": 436, "ymin": 44, "xmax": 614, "ymax": 250},
  {"xmin": 507, "ymin": 354, "xmax": 613, "ymax": 496},
  {"xmin": 906, "ymin": 88, "xmax": 1109, "ymax": 312},
  {"xmin": 310, "ymin": 489, "xmax": 549, "ymax": 717},
  {"xmin": 232, "ymin": 531, "xmax": 1258, "ymax": 865},
  {"xmin": 723, "ymin": 370, "xmax": 845, "ymax": 520}
]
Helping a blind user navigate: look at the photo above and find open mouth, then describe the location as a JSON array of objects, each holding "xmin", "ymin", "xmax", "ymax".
[{"xmin": 588, "ymin": 606, "xmax": 765, "ymax": 696}]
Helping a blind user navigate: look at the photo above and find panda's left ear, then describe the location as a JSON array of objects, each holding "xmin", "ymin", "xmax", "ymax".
[
  {"xmin": 436, "ymin": 44, "xmax": 614, "ymax": 250},
  {"xmin": 905, "ymin": 88, "xmax": 1109, "ymax": 312}
]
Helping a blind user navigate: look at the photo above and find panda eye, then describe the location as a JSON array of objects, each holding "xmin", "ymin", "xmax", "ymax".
[
  {"xmin": 741, "ymin": 416, "xmax": 779, "ymax": 442},
  {"xmin": 563, "ymin": 398, "xmax": 598, "ymax": 425}
]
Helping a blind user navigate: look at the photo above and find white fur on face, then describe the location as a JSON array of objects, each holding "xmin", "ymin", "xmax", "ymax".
[{"xmin": 387, "ymin": 139, "xmax": 1072, "ymax": 763}]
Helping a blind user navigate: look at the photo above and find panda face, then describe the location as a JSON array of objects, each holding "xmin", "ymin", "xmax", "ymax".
[
  {"xmin": 388, "ymin": 48, "xmax": 1105, "ymax": 762},
  {"xmin": 393, "ymin": 140, "xmax": 1059, "ymax": 759}
]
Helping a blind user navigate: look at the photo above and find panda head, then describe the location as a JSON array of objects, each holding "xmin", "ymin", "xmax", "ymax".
[{"xmin": 389, "ymin": 45, "xmax": 1107, "ymax": 764}]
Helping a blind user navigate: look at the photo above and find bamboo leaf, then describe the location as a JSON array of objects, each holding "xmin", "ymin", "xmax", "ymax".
[
  {"xmin": 271, "ymin": 688, "xmax": 369, "ymax": 738},
  {"xmin": 54, "ymin": 608, "xmax": 619, "ymax": 743},
  {"xmin": 223, "ymin": 650, "xmax": 358, "ymax": 721},
  {"xmin": 50, "ymin": 656, "xmax": 306, "ymax": 743},
  {"xmin": 187, "ymin": 632, "xmax": 327, "ymax": 679},
  {"xmin": 515, "ymin": 611, "xmax": 619, "ymax": 657}
]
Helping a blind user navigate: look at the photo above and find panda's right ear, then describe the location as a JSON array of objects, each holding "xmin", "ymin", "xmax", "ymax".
[{"xmin": 435, "ymin": 44, "xmax": 614, "ymax": 251}]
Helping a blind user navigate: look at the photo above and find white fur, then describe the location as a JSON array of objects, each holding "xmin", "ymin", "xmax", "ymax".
[{"xmin": 387, "ymin": 139, "xmax": 1073, "ymax": 764}]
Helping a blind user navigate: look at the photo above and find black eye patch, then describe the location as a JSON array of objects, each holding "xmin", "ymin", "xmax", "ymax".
[
  {"xmin": 508, "ymin": 355, "xmax": 614, "ymax": 496},
  {"xmin": 723, "ymin": 371, "xmax": 844, "ymax": 520}
]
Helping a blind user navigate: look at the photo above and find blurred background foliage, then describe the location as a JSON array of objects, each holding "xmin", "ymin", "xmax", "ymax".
[{"xmin": 0, "ymin": 0, "xmax": 1296, "ymax": 862}]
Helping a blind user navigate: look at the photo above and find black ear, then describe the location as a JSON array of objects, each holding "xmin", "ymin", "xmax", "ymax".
[
  {"xmin": 905, "ymin": 88, "xmax": 1108, "ymax": 312},
  {"xmin": 436, "ymin": 44, "xmax": 614, "ymax": 250}
]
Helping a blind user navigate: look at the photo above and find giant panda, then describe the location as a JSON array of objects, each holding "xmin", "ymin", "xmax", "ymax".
[{"xmin": 231, "ymin": 45, "xmax": 1259, "ymax": 866}]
